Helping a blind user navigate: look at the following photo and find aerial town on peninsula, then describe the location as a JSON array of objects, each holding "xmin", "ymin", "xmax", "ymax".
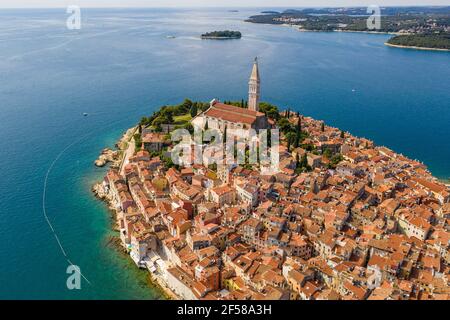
[{"xmin": 93, "ymin": 59, "xmax": 450, "ymax": 300}]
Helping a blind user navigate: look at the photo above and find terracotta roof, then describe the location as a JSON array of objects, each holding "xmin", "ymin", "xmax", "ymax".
[
  {"xmin": 204, "ymin": 102, "xmax": 264, "ymax": 125},
  {"xmin": 213, "ymin": 184, "xmax": 231, "ymax": 194},
  {"xmin": 412, "ymin": 177, "xmax": 447, "ymax": 194},
  {"xmin": 142, "ymin": 132, "xmax": 165, "ymax": 143},
  {"xmin": 408, "ymin": 216, "xmax": 431, "ymax": 230}
]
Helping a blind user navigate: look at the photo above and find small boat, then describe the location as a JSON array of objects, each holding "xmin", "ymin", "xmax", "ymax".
[
  {"xmin": 166, "ymin": 35, "xmax": 176, "ymax": 39},
  {"xmin": 83, "ymin": 113, "xmax": 88, "ymax": 116},
  {"xmin": 352, "ymin": 89, "xmax": 356, "ymax": 92}
]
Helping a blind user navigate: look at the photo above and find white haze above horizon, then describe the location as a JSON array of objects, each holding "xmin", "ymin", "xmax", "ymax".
[{"xmin": 1, "ymin": 0, "xmax": 449, "ymax": 9}]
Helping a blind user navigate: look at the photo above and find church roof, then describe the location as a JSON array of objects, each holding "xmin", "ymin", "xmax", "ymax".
[{"xmin": 204, "ymin": 102, "xmax": 264, "ymax": 125}]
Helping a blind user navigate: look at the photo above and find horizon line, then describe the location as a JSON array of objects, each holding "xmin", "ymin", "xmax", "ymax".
[{"xmin": 1, "ymin": 4, "xmax": 449, "ymax": 9}]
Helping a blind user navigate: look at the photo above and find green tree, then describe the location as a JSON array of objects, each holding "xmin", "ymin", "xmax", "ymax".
[
  {"xmin": 190, "ymin": 104, "xmax": 198, "ymax": 118},
  {"xmin": 153, "ymin": 123, "xmax": 162, "ymax": 132},
  {"xmin": 161, "ymin": 153, "xmax": 175, "ymax": 169},
  {"xmin": 340, "ymin": 130, "xmax": 345, "ymax": 139},
  {"xmin": 285, "ymin": 132, "xmax": 296, "ymax": 152},
  {"xmin": 152, "ymin": 116, "xmax": 169, "ymax": 127},
  {"xmin": 259, "ymin": 102, "xmax": 280, "ymax": 120},
  {"xmin": 300, "ymin": 153, "xmax": 308, "ymax": 167},
  {"xmin": 321, "ymin": 122, "xmax": 325, "ymax": 132},
  {"xmin": 158, "ymin": 108, "xmax": 174, "ymax": 123},
  {"xmin": 184, "ymin": 122, "xmax": 194, "ymax": 134},
  {"xmin": 323, "ymin": 148, "xmax": 332, "ymax": 159},
  {"xmin": 295, "ymin": 151, "xmax": 310, "ymax": 174},
  {"xmin": 328, "ymin": 154, "xmax": 344, "ymax": 169},
  {"xmin": 277, "ymin": 118, "xmax": 294, "ymax": 134},
  {"xmin": 200, "ymin": 102, "xmax": 210, "ymax": 112},
  {"xmin": 294, "ymin": 117, "xmax": 302, "ymax": 148},
  {"xmin": 182, "ymin": 98, "xmax": 193, "ymax": 108},
  {"xmin": 140, "ymin": 117, "xmax": 149, "ymax": 126},
  {"xmin": 134, "ymin": 133, "xmax": 142, "ymax": 151}
]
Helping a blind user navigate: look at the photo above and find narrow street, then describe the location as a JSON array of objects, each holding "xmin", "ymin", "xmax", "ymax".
[{"xmin": 119, "ymin": 129, "xmax": 137, "ymax": 176}]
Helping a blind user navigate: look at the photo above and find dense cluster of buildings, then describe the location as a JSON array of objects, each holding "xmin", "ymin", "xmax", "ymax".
[{"xmin": 98, "ymin": 60, "xmax": 449, "ymax": 300}]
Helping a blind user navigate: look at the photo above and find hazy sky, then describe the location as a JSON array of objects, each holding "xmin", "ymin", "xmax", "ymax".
[{"xmin": 1, "ymin": 0, "xmax": 449, "ymax": 9}]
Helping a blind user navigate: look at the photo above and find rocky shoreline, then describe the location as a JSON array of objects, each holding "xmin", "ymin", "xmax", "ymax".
[
  {"xmin": 92, "ymin": 180, "xmax": 178, "ymax": 300},
  {"xmin": 94, "ymin": 148, "xmax": 120, "ymax": 168},
  {"xmin": 91, "ymin": 128, "xmax": 179, "ymax": 300},
  {"xmin": 94, "ymin": 126, "xmax": 137, "ymax": 168}
]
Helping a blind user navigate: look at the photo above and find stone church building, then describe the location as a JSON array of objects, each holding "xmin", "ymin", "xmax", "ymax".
[{"xmin": 192, "ymin": 58, "xmax": 271, "ymax": 131}]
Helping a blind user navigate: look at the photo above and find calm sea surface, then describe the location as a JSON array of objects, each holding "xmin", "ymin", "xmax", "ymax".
[{"xmin": 0, "ymin": 8, "xmax": 449, "ymax": 299}]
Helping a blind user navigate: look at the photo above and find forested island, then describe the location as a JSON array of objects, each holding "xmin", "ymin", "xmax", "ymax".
[
  {"xmin": 201, "ymin": 30, "xmax": 242, "ymax": 39},
  {"xmin": 386, "ymin": 34, "xmax": 450, "ymax": 51},
  {"xmin": 246, "ymin": 6, "xmax": 450, "ymax": 51}
]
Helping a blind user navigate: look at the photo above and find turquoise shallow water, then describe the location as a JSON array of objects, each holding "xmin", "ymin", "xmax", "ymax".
[{"xmin": 0, "ymin": 8, "xmax": 449, "ymax": 299}]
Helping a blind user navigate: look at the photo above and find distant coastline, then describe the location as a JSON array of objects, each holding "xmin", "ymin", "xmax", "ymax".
[
  {"xmin": 289, "ymin": 25, "xmax": 401, "ymax": 36},
  {"xmin": 246, "ymin": 7, "xmax": 450, "ymax": 51},
  {"xmin": 256, "ymin": 24, "xmax": 450, "ymax": 52},
  {"xmin": 384, "ymin": 42, "xmax": 450, "ymax": 52}
]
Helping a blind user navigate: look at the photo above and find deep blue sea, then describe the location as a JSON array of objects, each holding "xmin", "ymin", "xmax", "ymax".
[{"xmin": 0, "ymin": 7, "xmax": 449, "ymax": 299}]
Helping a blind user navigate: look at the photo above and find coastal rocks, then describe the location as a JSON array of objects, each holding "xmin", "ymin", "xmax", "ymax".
[
  {"xmin": 95, "ymin": 126, "xmax": 137, "ymax": 168},
  {"xmin": 92, "ymin": 183, "xmax": 121, "ymax": 230},
  {"xmin": 92, "ymin": 182, "xmax": 107, "ymax": 199},
  {"xmin": 94, "ymin": 159, "xmax": 107, "ymax": 167},
  {"xmin": 104, "ymin": 235, "xmax": 124, "ymax": 250},
  {"xmin": 94, "ymin": 148, "xmax": 120, "ymax": 167},
  {"xmin": 116, "ymin": 127, "xmax": 137, "ymax": 151}
]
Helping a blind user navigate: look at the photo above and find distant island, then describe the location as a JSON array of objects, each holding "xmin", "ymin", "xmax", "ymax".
[
  {"xmin": 201, "ymin": 30, "xmax": 242, "ymax": 39},
  {"xmin": 246, "ymin": 6, "xmax": 450, "ymax": 51},
  {"xmin": 261, "ymin": 11, "xmax": 280, "ymax": 14}
]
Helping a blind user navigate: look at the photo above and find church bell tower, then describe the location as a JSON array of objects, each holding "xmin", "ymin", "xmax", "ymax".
[{"xmin": 248, "ymin": 57, "xmax": 260, "ymax": 112}]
